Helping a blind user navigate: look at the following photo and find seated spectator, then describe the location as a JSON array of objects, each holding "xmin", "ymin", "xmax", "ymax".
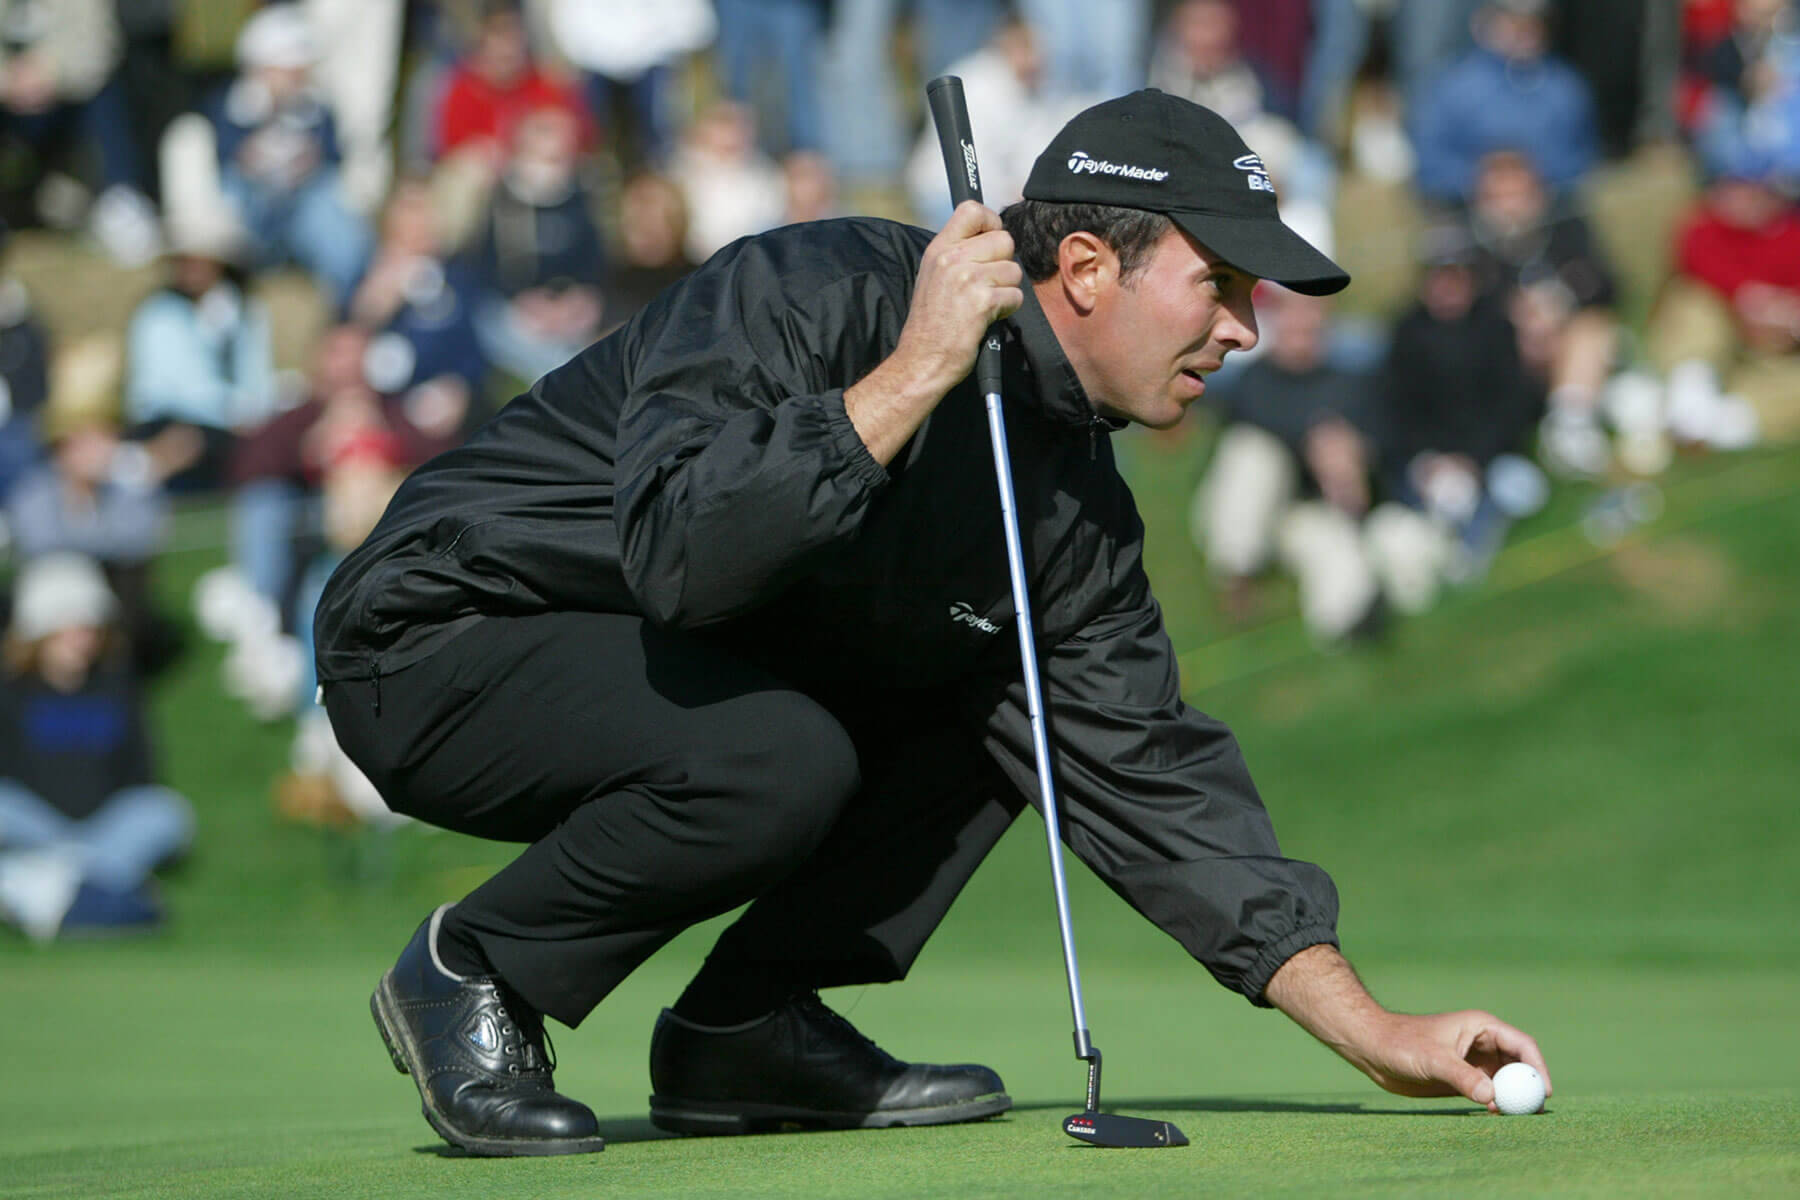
[
  {"xmin": 1688, "ymin": 0, "xmax": 1794, "ymax": 113},
  {"xmin": 466, "ymin": 105, "xmax": 606, "ymax": 383},
  {"xmin": 207, "ymin": 3, "xmax": 374, "ymax": 307},
  {"xmin": 599, "ymin": 170, "xmax": 697, "ymax": 332},
  {"xmin": 0, "ymin": 219, "xmax": 50, "ymax": 498},
  {"xmin": 668, "ymin": 100, "xmax": 786, "ymax": 263},
  {"xmin": 280, "ymin": 427, "xmax": 411, "ymax": 829},
  {"xmin": 1409, "ymin": 0, "xmax": 1600, "ymax": 210},
  {"xmin": 1364, "ymin": 229, "xmax": 1548, "ymax": 611},
  {"xmin": 1189, "ymin": 290, "xmax": 1386, "ymax": 642},
  {"xmin": 123, "ymin": 219, "xmax": 278, "ymax": 493},
  {"xmin": 0, "ymin": 0, "xmax": 161, "ymax": 266},
  {"xmin": 0, "ymin": 553, "xmax": 194, "ymax": 942},
  {"xmin": 432, "ymin": 0, "xmax": 590, "ymax": 178},
  {"xmin": 349, "ymin": 175, "xmax": 489, "ymax": 403},
  {"xmin": 214, "ymin": 322, "xmax": 465, "ymax": 721},
  {"xmin": 8, "ymin": 335, "xmax": 183, "ymax": 675},
  {"xmin": 1466, "ymin": 149, "xmax": 1624, "ymax": 478},
  {"xmin": 1690, "ymin": 9, "xmax": 1800, "ymax": 186},
  {"xmin": 1647, "ymin": 166, "xmax": 1800, "ymax": 447},
  {"xmin": 232, "ymin": 322, "xmax": 466, "ymax": 584},
  {"xmin": 782, "ymin": 149, "xmax": 840, "ymax": 225}
]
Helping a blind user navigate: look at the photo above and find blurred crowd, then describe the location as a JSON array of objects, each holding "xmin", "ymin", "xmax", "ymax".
[{"xmin": 0, "ymin": 0, "xmax": 1796, "ymax": 939}]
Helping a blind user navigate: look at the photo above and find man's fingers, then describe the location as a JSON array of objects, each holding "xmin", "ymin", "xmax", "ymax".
[
  {"xmin": 992, "ymin": 286, "xmax": 1025, "ymax": 322},
  {"xmin": 1442, "ymin": 1055, "xmax": 1497, "ymax": 1109},
  {"xmin": 942, "ymin": 198, "xmax": 1003, "ymax": 237},
  {"xmin": 1484, "ymin": 1020, "xmax": 1553, "ymax": 1095}
]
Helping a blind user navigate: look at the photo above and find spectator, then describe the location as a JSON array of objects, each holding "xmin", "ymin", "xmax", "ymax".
[
  {"xmin": 712, "ymin": 0, "xmax": 827, "ymax": 156},
  {"xmin": 0, "ymin": 218, "xmax": 49, "ymax": 497},
  {"xmin": 432, "ymin": 0, "xmax": 590, "ymax": 165},
  {"xmin": 781, "ymin": 148, "xmax": 840, "ymax": 224},
  {"xmin": 349, "ymin": 176, "xmax": 489, "ymax": 403},
  {"xmin": 206, "ymin": 2, "xmax": 375, "ymax": 307},
  {"xmin": 668, "ymin": 99, "xmax": 786, "ymax": 262},
  {"xmin": 123, "ymin": 219, "xmax": 279, "ymax": 493},
  {"xmin": 599, "ymin": 170, "xmax": 698, "ymax": 331},
  {"xmin": 466, "ymin": 105, "xmax": 606, "ymax": 383},
  {"xmin": 1189, "ymin": 290, "xmax": 1386, "ymax": 642},
  {"xmin": 1690, "ymin": 9, "xmax": 1800, "ymax": 185},
  {"xmin": 1364, "ymin": 227, "xmax": 1548, "ymax": 612},
  {"xmin": 215, "ymin": 322, "xmax": 465, "ymax": 720},
  {"xmin": 904, "ymin": 16, "xmax": 1077, "ymax": 223},
  {"xmin": 1648, "ymin": 168, "xmax": 1800, "ymax": 446},
  {"xmin": 1409, "ymin": 0, "xmax": 1600, "ymax": 209},
  {"xmin": 9, "ymin": 335, "xmax": 182, "ymax": 675},
  {"xmin": 0, "ymin": 553, "xmax": 194, "ymax": 942},
  {"xmin": 821, "ymin": 0, "xmax": 1006, "ymax": 191},
  {"xmin": 0, "ymin": 0, "xmax": 162, "ymax": 266},
  {"xmin": 540, "ymin": 0, "xmax": 716, "ymax": 169},
  {"xmin": 1016, "ymin": 0, "xmax": 1152, "ymax": 99},
  {"xmin": 1689, "ymin": 0, "xmax": 1795, "ymax": 111},
  {"xmin": 1465, "ymin": 149, "xmax": 1623, "ymax": 478},
  {"xmin": 280, "ymin": 427, "xmax": 410, "ymax": 830}
]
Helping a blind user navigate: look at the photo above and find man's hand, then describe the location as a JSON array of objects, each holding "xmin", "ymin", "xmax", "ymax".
[
  {"xmin": 1265, "ymin": 944, "xmax": 1552, "ymax": 1113},
  {"xmin": 844, "ymin": 201, "xmax": 1023, "ymax": 464}
]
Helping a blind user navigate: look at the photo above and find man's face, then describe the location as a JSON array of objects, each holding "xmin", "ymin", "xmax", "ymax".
[{"xmin": 1077, "ymin": 226, "xmax": 1259, "ymax": 429}]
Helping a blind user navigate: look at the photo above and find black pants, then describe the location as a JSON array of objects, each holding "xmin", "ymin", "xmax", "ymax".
[{"xmin": 325, "ymin": 612, "xmax": 1022, "ymax": 1027}]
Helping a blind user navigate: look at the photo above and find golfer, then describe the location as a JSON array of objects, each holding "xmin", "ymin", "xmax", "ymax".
[{"xmin": 318, "ymin": 91, "xmax": 1551, "ymax": 1157}]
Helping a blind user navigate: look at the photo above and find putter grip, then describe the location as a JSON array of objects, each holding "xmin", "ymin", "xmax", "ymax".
[{"xmin": 925, "ymin": 75, "xmax": 1004, "ymax": 397}]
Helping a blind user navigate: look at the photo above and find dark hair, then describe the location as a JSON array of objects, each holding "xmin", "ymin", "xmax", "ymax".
[{"xmin": 1001, "ymin": 200, "xmax": 1174, "ymax": 284}]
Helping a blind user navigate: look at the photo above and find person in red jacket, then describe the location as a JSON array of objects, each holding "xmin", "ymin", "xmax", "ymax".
[
  {"xmin": 1648, "ymin": 166, "xmax": 1800, "ymax": 445},
  {"xmin": 433, "ymin": 0, "xmax": 591, "ymax": 164}
]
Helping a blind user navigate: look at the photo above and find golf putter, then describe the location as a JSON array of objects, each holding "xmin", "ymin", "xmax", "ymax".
[{"xmin": 925, "ymin": 75, "xmax": 1188, "ymax": 1151}]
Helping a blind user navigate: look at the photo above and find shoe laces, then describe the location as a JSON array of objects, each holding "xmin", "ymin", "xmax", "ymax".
[
  {"xmin": 793, "ymin": 992, "xmax": 898, "ymax": 1066},
  {"xmin": 487, "ymin": 982, "xmax": 556, "ymax": 1078}
]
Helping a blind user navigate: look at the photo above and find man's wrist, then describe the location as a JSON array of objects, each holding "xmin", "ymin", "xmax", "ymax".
[{"xmin": 1264, "ymin": 944, "xmax": 1390, "ymax": 1069}]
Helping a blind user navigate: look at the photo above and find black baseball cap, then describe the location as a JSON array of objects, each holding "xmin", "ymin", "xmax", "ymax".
[{"xmin": 1022, "ymin": 90, "xmax": 1350, "ymax": 296}]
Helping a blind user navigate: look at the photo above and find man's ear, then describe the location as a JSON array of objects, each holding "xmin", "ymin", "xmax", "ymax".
[{"xmin": 1057, "ymin": 231, "xmax": 1116, "ymax": 316}]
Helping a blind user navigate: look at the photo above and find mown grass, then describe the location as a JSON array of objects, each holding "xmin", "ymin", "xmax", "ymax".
[{"xmin": 3, "ymin": 441, "xmax": 1797, "ymax": 1197}]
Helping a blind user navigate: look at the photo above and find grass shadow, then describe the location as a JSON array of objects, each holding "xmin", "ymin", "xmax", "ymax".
[
  {"xmin": 1012, "ymin": 1096, "xmax": 1482, "ymax": 1118},
  {"xmin": 411, "ymin": 1116, "xmax": 683, "ymax": 1156}
]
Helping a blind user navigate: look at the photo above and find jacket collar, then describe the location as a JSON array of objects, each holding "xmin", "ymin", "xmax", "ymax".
[{"xmin": 1007, "ymin": 282, "xmax": 1124, "ymax": 434}]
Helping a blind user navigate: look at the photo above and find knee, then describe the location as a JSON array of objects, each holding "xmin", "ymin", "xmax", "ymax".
[{"xmin": 702, "ymin": 691, "xmax": 860, "ymax": 858}]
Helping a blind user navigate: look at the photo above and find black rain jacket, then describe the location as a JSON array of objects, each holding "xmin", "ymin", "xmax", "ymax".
[{"xmin": 315, "ymin": 217, "xmax": 1339, "ymax": 1003}]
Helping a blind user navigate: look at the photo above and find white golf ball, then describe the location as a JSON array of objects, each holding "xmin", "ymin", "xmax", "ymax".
[{"xmin": 1492, "ymin": 1062, "xmax": 1546, "ymax": 1115}]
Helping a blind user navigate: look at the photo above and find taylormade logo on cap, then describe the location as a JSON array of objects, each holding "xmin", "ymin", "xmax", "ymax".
[{"xmin": 1066, "ymin": 150, "xmax": 1169, "ymax": 183}]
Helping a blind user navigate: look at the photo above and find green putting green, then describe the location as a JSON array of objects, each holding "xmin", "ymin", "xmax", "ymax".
[{"xmin": 2, "ymin": 444, "xmax": 1796, "ymax": 1197}]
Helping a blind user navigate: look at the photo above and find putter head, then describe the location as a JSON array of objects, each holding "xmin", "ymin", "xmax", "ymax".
[{"xmin": 1063, "ymin": 1112, "xmax": 1189, "ymax": 1148}]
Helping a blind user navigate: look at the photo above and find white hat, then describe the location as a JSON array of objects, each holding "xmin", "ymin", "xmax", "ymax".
[
  {"xmin": 10, "ymin": 553, "xmax": 117, "ymax": 642},
  {"xmin": 235, "ymin": 4, "xmax": 319, "ymax": 70}
]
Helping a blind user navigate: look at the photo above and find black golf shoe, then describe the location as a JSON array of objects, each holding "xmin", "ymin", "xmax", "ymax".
[
  {"xmin": 370, "ymin": 906, "xmax": 605, "ymax": 1156},
  {"xmin": 648, "ymin": 992, "xmax": 1011, "ymax": 1134}
]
